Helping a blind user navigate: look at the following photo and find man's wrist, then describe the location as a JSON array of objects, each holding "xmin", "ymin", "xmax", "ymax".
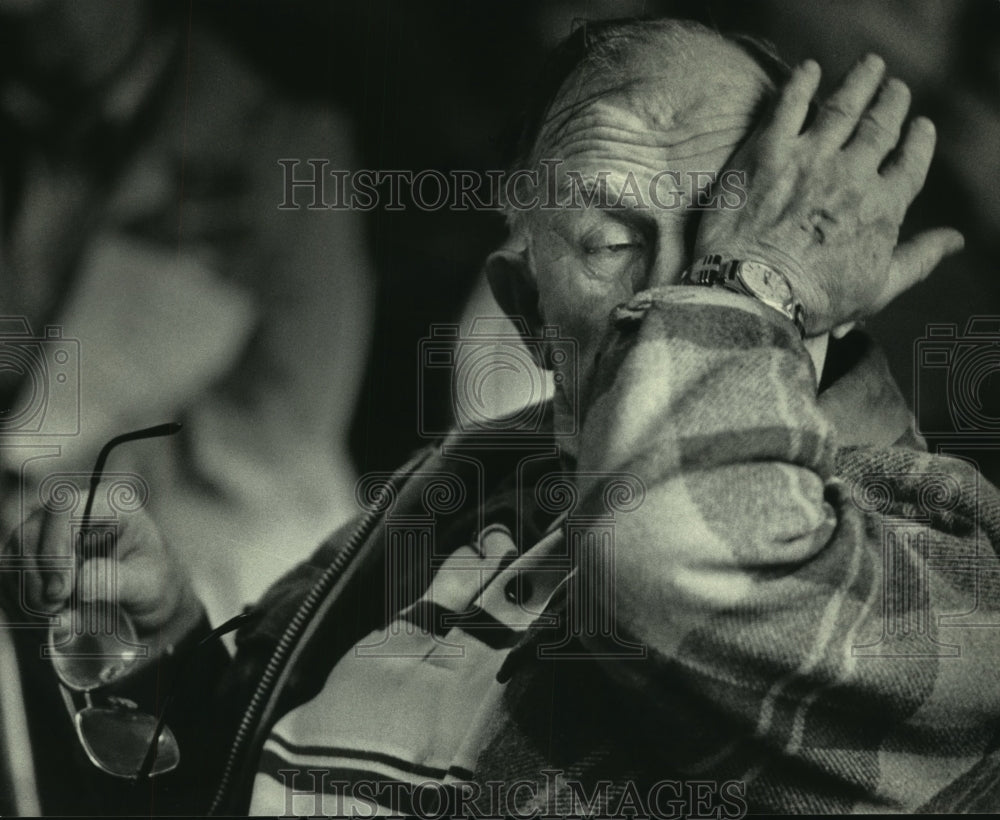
[{"xmin": 681, "ymin": 252, "xmax": 808, "ymax": 338}]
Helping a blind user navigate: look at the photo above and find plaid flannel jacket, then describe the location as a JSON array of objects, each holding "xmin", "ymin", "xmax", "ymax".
[
  {"xmin": 209, "ymin": 286, "xmax": 1000, "ymax": 815},
  {"xmin": 465, "ymin": 287, "xmax": 1000, "ymax": 815},
  {"xmin": 19, "ymin": 287, "xmax": 1000, "ymax": 815}
]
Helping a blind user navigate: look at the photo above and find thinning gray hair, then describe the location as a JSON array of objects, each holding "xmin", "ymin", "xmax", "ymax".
[{"xmin": 503, "ymin": 17, "xmax": 792, "ymax": 232}]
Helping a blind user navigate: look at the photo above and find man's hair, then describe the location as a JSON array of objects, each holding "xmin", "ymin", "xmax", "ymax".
[{"xmin": 503, "ymin": 17, "xmax": 793, "ymax": 230}]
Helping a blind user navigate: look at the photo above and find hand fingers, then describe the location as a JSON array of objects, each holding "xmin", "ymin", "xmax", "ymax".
[
  {"xmin": 881, "ymin": 116, "xmax": 938, "ymax": 202},
  {"xmin": 78, "ymin": 556, "xmax": 169, "ymax": 626},
  {"xmin": 2, "ymin": 504, "xmax": 159, "ymax": 617},
  {"xmin": 76, "ymin": 557, "xmax": 129, "ymax": 605},
  {"xmin": 35, "ymin": 507, "xmax": 76, "ymax": 608},
  {"xmin": 3, "ymin": 507, "xmax": 74, "ymax": 615},
  {"xmin": 769, "ymin": 60, "xmax": 822, "ymax": 139},
  {"xmin": 1, "ymin": 513, "xmax": 38, "ymax": 613},
  {"xmin": 877, "ymin": 228, "xmax": 965, "ymax": 312},
  {"xmin": 65, "ymin": 511, "xmax": 164, "ymax": 622},
  {"xmin": 846, "ymin": 77, "xmax": 911, "ymax": 163},
  {"xmin": 83, "ymin": 491, "xmax": 160, "ymax": 562},
  {"xmin": 810, "ymin": 53, "xmax": 886, "ymax": 148},
  {"xmin": 98, "ymin": 509, "xmax": 156, "ymax": 562}
]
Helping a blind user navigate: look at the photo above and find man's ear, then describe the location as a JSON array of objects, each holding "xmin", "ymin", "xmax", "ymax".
[{"xmin": 484, "ymin": 244, "xmax": 544, "ymax": 336}]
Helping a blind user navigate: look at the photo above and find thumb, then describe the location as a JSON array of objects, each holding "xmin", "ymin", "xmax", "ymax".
[{"xmin": 879, "ymin": 228, "xmax": 964, "ymax": 311}]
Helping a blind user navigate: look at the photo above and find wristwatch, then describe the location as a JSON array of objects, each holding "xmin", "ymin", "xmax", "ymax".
[{"xmin": 680, "ymin": 254, "xmax": 807, "ymax": 337}]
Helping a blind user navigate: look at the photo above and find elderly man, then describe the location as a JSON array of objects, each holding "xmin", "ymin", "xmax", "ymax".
[{"xmin": 5, "ymin": 17, "xmax": 999, "ymax": 817}]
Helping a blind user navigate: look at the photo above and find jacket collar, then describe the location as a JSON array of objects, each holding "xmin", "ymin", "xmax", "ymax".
[{"xmin": 817, "ymin": 330, "xmax": 916, "ymax": 449}]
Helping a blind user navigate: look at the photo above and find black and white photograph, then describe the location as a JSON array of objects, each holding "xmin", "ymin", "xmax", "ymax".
[{"xmin": 1, "ymin": 0, "xmax": 1000, "ymax": 816}]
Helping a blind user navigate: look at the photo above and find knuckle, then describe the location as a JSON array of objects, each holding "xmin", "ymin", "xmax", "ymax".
[
  {"xmin": 821, "ymin": 100, "xmax": 853, "ymax": 120},
  {"xmin": 858, "ymin": 113, "xmax": 891, "ymax": 141}
]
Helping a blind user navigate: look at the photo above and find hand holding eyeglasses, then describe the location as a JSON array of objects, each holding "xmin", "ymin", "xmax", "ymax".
[
  {"xmin": 3, "ymin": 429, "xmax": 203, "ymax": 661},
  {"xmin": 1, "ymin": 424, "xmax": 208, "ymax": 778}
]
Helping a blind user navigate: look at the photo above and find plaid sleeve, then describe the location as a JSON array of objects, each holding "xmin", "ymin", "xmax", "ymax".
[{"xmin": 574, "ymin": 286, "xmax": 1000, "ymax": 813}]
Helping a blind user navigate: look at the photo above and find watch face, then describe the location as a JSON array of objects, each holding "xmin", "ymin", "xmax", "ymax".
[{"xmin": 737, "ymin": 261, "xmax": 792, "ymax": 304}]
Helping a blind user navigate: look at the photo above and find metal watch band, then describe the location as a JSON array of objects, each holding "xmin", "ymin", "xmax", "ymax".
[{"xmin": 680, "ymin": 254, "xmax": 806, "ymax": 338}]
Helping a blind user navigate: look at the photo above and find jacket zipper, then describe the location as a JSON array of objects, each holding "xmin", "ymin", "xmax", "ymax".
[{"xmin": 206, "ymin": 450, "xmax": 428, "ymax": 814}]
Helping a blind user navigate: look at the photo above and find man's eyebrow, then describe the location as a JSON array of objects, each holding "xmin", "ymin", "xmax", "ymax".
[{"xmin": 553, "ymin": 173, "xmax": 642, "ymax": 217}]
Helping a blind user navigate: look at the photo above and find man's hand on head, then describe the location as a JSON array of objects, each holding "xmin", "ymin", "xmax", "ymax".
[{"xmin": 693, "ymin": 54, "xmax": 964, "ymax": 336}]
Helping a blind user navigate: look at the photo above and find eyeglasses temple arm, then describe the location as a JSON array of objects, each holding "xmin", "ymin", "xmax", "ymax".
[
  {"xmin": 78, "ymin": 422, "xmax": 182, "ymax": 566},
  {"xmin": 135, "ymin": 610, "xmax": 254, "ymax": 783}
]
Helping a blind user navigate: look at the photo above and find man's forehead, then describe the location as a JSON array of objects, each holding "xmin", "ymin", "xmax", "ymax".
[{"xmin": 536, "ymin": 32, "xmax": 772, "ymax": 160}]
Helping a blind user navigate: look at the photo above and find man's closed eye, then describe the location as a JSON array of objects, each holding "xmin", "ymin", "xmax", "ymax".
[{"xmin": 582, "ymin": 224, "xmax": 647, "ymax": 255}]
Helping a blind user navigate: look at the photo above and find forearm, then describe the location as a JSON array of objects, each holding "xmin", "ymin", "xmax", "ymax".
[
  {"xmin": 573, "ymin": 284, "xmax": 1000, "ymax": 809},
  {"xmin": 574, "ymin": 283, "xmax": 847, "ymax": 677},
  {"xmin": 577, "ymin": 284, "xmax": 837, "ymax": 587}
]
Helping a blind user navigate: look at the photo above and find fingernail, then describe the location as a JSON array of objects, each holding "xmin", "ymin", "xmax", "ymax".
[{"xmin": 863, "ymin": 53, "xmax": 884, "ymax": 69}]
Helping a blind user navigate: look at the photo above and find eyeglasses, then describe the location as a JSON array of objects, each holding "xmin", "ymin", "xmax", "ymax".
[
  {"xmin": 46, "ymin": 423, "xmax": 249, "ymax": 781},
  {"xmin": 55, "ymin": 610, "xmax": 250, "ymax": 780}
]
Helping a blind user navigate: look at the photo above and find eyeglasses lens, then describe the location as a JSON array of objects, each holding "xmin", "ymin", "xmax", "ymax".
[
  {"xmin": 49, "ymin": 602, "xmax": 140, "ymax": 692},
  {"xmin": 75, "ymin": 707, "xmax": 179, "ymax": 778}
]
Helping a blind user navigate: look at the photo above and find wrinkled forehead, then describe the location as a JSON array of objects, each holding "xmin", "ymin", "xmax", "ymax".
[{"xmin": 533, "ymin": 32, "xmax": 775, "ymax": 164}]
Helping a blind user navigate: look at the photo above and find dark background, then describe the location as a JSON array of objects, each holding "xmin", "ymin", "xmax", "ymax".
[
  {"xmin": 194, "ymin": 0, "xmax": 1000, "ymax": 477},
  {"xmin": 0, "ymin": 6, "xmax": 998, "ymax": 811},
  {"xmin": 2, "ymin": 6, "xmax": 997, "ymax": 812},
  {"xmin": 3, "ymin": 0, "xmax": 999, "ymax": 477}
]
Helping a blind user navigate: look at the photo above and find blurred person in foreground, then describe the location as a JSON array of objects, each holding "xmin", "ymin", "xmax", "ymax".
[{"xmin": 5, "ymin": 17, "xmax": 1000, "ymax": 817}]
